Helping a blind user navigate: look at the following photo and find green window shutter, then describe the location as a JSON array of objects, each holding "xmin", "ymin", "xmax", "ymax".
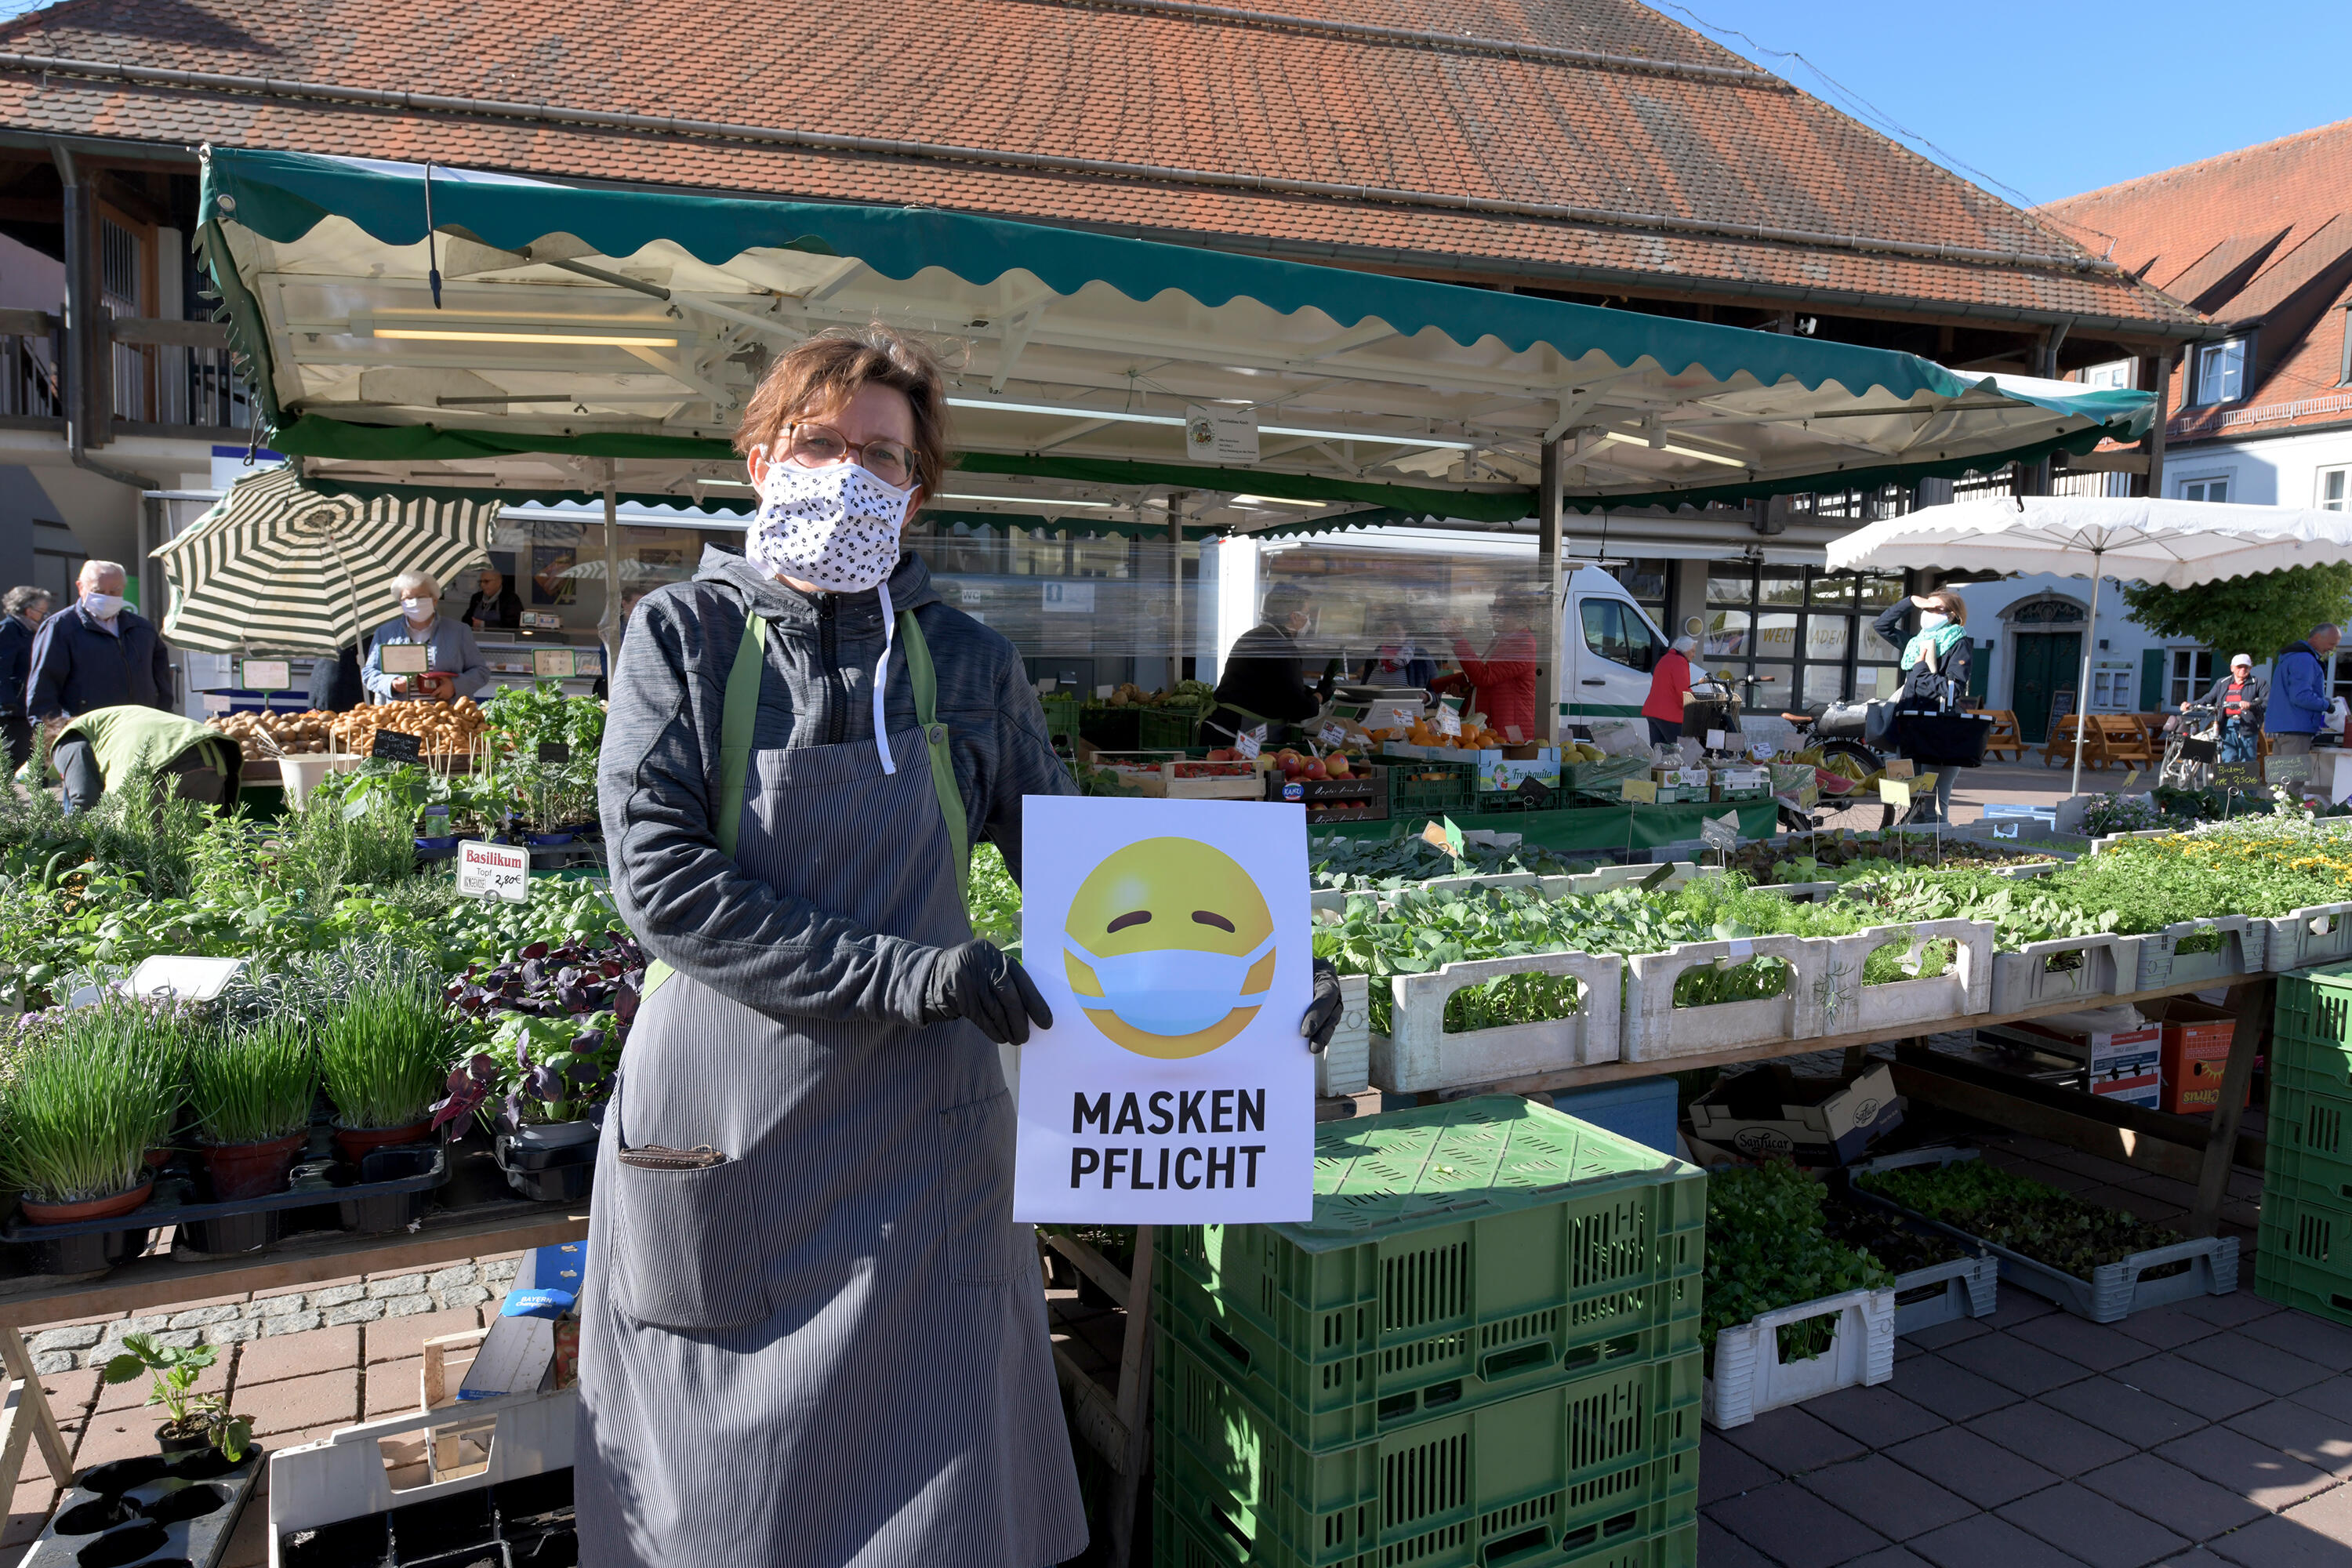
[
  {"xmin": 1969, "ymin": 641, "xmax": 1991, "ymax": 705},
  {"xmin": 2140, "ymin": 648, "xmax": 2167, "ymax": 711}
]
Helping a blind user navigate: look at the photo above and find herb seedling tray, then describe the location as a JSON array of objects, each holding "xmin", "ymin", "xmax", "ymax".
[
  {"xmin": 0, "ymin": 1146, "xmax": 450, "ymax": 1248},
  {"xmin": 1370, "ymin": 948, "xmax": 1624, "ymax": 1091},
  {"xmin": 1886, "ymin": 1251, "xmax": 1998, "ymax": 1338},
  {"xmin": 1846, "ymin": 1147, "xmax": 2238, "ymax": 1323},
  {"xmin": 2267, "ymin": 903, "xmax": 2352, "ymax": 974},
  {"xmin": 1703, "ymin": 1285, "xmax": 1894, "ymax": 1429},
  {"xmin": 20, "ymin": 1444, "xmax": 263, "ymax": 1568},
  {"xmin": 1987, "ymin": 933, "xmax": 2125, "ymax": 1017},
  {"xmin": 2130, "ymin": 915, "xmax": 2266, "ymax": 990},
  {"xmin": 1820, "ymin": 919, "xmax": 1994, "ymax": 1039},
  {"xmin": 1622, "ymin": 933, "xmax": 1838, "ymax": 1062}
]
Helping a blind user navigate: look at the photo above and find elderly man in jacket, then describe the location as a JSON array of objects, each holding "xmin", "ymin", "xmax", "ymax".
[
  {"xmin": 27, "ymin": 561, "xmax": 176, "ymax": 811},
  {"xmin": 2266, "ymin": 624, "xmax": 2340, "ymax": 757}
]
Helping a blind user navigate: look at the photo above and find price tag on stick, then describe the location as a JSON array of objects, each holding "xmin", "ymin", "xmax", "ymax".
[
  {"xmin": 1620, "ymin": 778, "xmax": 1658, "ymax": 804},
  {"xmin": 1317, "ymin": 722, "xmax": 1348, "ymax": 750},
  {"xmin": 533, "ymin": 648, "xmax": 579, "ymax": 680},
  {"xmin": 1884, "ymin": 757, "xmax": 1916, "ymax": 779},
  {"xmin": 456, "ymin": 840, "xmax": 530, "ymax": 903},
  {"xmin": 1235, "ymin": 725, "xmax": 1265, "ymax": 760},
  {"xmin": 1879, "ymin": 775, "xmax": 1914, "ymax": 810},
  {"xmin": 1700, "ymin": 812, "xmax": 1740, "ymax": 851},
  {"xmin": 238, "ymin": 659, "xmax": 290, "ymax": 692}
]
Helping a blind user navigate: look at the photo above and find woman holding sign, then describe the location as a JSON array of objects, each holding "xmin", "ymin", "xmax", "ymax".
[
  {"xmin": 586, "ymin": 323, "xmax": 1352, "ymax": 1568},
  {"xmin": 360, "ymin": 569, "xmax": 489, "ymax": 703}
]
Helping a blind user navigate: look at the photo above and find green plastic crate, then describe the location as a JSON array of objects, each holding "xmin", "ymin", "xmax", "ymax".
[
  {"xmin": 2254, "ymin": 1185, "xmax": 2352, "ymax": 1325},
  {"xmin": 1155, "ymin": 1497, "xmax": 1697, "ymax": 1568},
  {"xmin": 1038, "ymin": 690, "xmax": 1080, "ymax": 742},
  {"xmin": 1157, "ymin": 1335, "xmax": 1699, "ymax": 1568},
  {"xmin": 1385, "ymin": 757, "xmax": 1481, "ymax": 817},
  {"xmin": 1080, "ymin": 705, "xmax": 1202, "ymax": 750}
]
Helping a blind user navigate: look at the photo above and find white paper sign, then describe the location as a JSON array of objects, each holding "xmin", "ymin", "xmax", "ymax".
[
  {"xmin": 533, "ymin": 648, "xmax": 578, "ymax": 679},
  {"xmin": 382, "ymin": 643, "xmax": 430, "ymax": 675},
  {"xmin": 238, "ymin": 659, "xmax": 291, "ymax": 691},
  {"xmin": 1317, "ymin": 722, "xmax": 1348, "ymax": 750},
  {"xmin": 1436, "ymin": 706, "xmax": 1462, "ymax": 737},
  {"xmin": 1183, "ymin": 403, "xmax": 1261, "ymax": 465},
  {"xmin": 1041, "ymin": 581, "xmax": 1097, "ymax": 614},
  {"xmin": 456, "ymin": 840, "xmax": 531, "ymax": 903},
  {"xmin": 1236, "ymin": 725, "xmax": 1265, "ymax": 760},
  {"xmin": 1705, "ymin": 728, "xmax": 1726, "ymax": 750},
  {"xmin": 1700, "ymin": 811, "xmax": 1740, "ymax": 851},
  {"xmin": 1014, "ymin": 796, "xmax": 1312, "ymax": 1222}
]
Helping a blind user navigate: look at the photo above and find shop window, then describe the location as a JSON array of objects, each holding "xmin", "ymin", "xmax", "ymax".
[
  {"xmin": 2179, "ymin": 476, "xmax": 2229, "ymax": 504},
  {"xmin": 2321, "ymin": 466, "xmax": 2349, "ymax": 511}
]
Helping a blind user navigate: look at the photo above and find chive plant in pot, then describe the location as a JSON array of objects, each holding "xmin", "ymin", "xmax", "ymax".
[
  {"xmin": 320, "ymin": 973, "xmax": 452, "ymax": 1162},
  {"xmin": 189, "ymin": 1017, "xmax": 316, "ymax": 1200},
  {"xmin": 0, "ymin": 1000, "xmax": 183, "ymax": 1226}
]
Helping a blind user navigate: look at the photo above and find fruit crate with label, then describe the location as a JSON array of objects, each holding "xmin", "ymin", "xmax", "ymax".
[
  {"xmin": 1267, "ymin": 768, "xmax": 1388, "ymax": 826},
  {"xmin": 1087, "ymin": 751, "xmax": 1263, "ymax": 799}
]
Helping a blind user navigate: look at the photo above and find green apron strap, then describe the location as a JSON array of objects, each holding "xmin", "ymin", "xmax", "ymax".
[
  {"xmin": 642, "ymin": 612, "xmax": 769, "ymax": 1001},
  {"xmin": 901, "ymin": 608, "xmax": 971, "ymax": 913}
]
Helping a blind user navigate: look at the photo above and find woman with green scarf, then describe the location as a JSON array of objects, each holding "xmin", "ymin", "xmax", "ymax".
[{"xmin": 1871, "ymin": 588, "xmax": 1972, "ymax": 823}]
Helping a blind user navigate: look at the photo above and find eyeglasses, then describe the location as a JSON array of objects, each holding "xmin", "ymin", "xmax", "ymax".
[{"xmin": 782, "ymin": 423, "xmax": 919, "ymax": 491}]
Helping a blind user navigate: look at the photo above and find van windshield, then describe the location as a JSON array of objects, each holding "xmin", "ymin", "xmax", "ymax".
[{"xmin": 1581, "ymin": 598, "xmax": 1663, "ymax": 673}]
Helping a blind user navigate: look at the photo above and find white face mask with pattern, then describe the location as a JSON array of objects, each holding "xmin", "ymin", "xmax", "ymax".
[{"xmin": 746, "ymin": 459, "xmax": 911, "ymax": 594}]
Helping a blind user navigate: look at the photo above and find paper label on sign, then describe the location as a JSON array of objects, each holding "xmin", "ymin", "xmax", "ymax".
[
  {"xmin": 2124, "ymin": 769, "xmax": 2141, "ymax": 788},
  {"xmin": 382, "ymin": 644, "xmax": 430, "ymax": 675},
  {"xmin": 1236, "ymin": 726, "xmax": 1265, "ymax": 760},
  {"xmin": 457, "ymin": 840, "xmax": 531, "ymax": 903},
  {"xmin": 1705, "ymin": 729, "xmax": 1725, "ymax": 750},
  {"xmin": 1037, "ymin": 678, "xmax": 1058, "ymax": 694},
  {"xmin": 1182, "ymin": 403, "xmax": 1261, "ymax": 465},
  {"xmin": 1318, "ymin": 722, "xmax": 1348, "ymax": 749},
  {"xmin": 238, "ymin": 659, "xmax": 290, "ymax": 691},
  {"xmin": 1880, "ymin": 776, "xmax": 1913, "ymax": 809},
  {"xmin": 1013, "ymin": 796, "xmax": 1311, "ymax": 1222},
  {"xmin": 1993, "ymin": 822, "xmax": 2020, "ymax": 838},
  {"xmin": 1041, "ymin": 581, "xmax": 1097, "ymax": 614},
  {"xmin": 1885, "ymin": 757, "xmax": 1915, "ymax": 779},
  {"xmin": 1435, "ymin": 706, "xmax": 1461, "ymax": 737},
  {"xmin": 533, "ymin": 648, "xmax": 578, "ymax": 679},
  {"xmin": 1621, "ymin": 778, "xmax": 1658, "ymax": 804},
  {"xmin": 1753, "ymin": 742, "xmax": 1777, "ymax": 760},
  {"xmin": 1504, "ymin": 725, "xmax": 1524, "ymax": 744},
  {"xmin": 1097, "ymin": 685, "xmax": 1116, "ymax": 700},
  {"xmin": 201, "ymin": 692, "xmax": 231, "ymax": 716},
  {"xmin": 1700, "ymin": 812, "xmax": 1740, "ymax": 851}
]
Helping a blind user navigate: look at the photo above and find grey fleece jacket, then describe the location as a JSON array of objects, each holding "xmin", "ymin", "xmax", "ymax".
[{"xmin": 597, "ymin": 544, "xmax": 1073, "ymax": 1028}]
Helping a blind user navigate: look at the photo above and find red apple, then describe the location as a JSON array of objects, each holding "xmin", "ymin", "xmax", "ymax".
[
  {"xmin": 1305, "ymin": 758, "xmax": 1329, "ymax": 780},
  {"xmin": 1325, "ymin": 754, "xmax": 1352, "ymax": 779}
]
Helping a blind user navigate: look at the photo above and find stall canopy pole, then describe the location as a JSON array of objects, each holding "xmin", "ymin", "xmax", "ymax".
[
  {"xmin": 600, "ymin": 463, "xmax": 622, "ymax": 678},
  {"xmin": 1167, "ymin": 493, "xmax": 1185, "ymax": 694},
  {"xmin": 1537, "ymin": 437, "xmax": 1563, "ymax": 743},
  {"xmin": 2070, "ymin": 549, "xmax": 2104, "ymax": 798}
]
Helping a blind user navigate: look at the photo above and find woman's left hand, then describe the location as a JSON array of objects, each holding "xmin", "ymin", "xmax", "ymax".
[{"xmin": 1301, "ymin": 959, "xmax": 1344, "ymax": 1054}]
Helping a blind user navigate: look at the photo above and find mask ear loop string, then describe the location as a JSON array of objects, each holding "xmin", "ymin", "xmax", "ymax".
[{"xmin": 874, "ymin": 581, "xmax": 898, "ymax": 776}]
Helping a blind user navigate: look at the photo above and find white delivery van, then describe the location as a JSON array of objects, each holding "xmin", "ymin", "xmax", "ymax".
[{"xmin": 1559, "ymin": 565, "xmax": 1671, "ymax": 724}]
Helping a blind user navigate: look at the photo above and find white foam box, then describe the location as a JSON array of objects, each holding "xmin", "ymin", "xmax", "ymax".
[{"xmin": 1982, "ymin": 1007, "xmax": 2161, "ymax": 1109}]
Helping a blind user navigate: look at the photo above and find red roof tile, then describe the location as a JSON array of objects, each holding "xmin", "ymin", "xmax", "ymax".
[{"xmin": 0, "ymin": 0, "xmax": 2200, "ymax": 333}]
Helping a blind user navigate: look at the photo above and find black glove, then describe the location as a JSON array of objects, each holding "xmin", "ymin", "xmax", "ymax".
[
  {"xmin": 923, "ymin": 941, "xmax": 1053, "ymax": 1045},
  {"xmin": 1301, "ymin": 958, "xmax": 1344, "ymax": 1054}
]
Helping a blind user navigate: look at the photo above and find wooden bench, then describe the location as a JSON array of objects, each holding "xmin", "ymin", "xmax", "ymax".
[
  {"xmin": 2091, "ymin": 714, "xmax": 2154, "ymax": 770},
  {"xmin": 2042, "ymin": 714, "xmax": 2085, "ymax": 766},
  {"xmin": 1979, "ymin": 709, "xmax": 2023, "ymax": 762}
]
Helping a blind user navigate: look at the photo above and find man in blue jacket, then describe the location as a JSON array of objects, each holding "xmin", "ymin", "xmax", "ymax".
[
  {"xmin": 2266, "ymin": 623, "xmax": 2340, "ymax": 756},
  {"xmin": 27, "ymin": 561, "xmax": 173, "ymax": 724}
]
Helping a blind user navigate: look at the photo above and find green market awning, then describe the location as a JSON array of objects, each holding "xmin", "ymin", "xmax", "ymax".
[{"xmin": 198, "ymin": 147, "xmax": 2155, "ymax": 526}]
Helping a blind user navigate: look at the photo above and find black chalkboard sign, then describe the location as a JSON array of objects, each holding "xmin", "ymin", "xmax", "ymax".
[
  {"xmin": 369, "ymin": 728, "xmax": 423, "ymax": 764},
  {"xmin": 537, "ymin": 740, "xmax": 572, "ymax": 764},
  {"xmin": 2212, "ymin": 760, "xmax": 2262, "ymax": 793},
  {"xmin": 1513, "ymin": 777, "xmax": 1552, "ymax": 808}
]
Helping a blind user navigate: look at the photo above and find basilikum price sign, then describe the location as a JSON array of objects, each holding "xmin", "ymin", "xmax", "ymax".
[
  {"xmin": 1014, "ymin": 795, "xmax": 1312, "ymax": 1223},
  {"xmin": 456, "ymin": 840, "xmax": 530, "ymax": 903}
]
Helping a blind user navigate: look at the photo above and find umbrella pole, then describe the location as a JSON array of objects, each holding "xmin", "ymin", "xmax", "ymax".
[
  {"xmin": 600, "ymin": 466, "xmax": 622, "ymax": 679},
  {"xmin": 2070, "ymin": 554, "xmax": 2103, "ymax": 798}
]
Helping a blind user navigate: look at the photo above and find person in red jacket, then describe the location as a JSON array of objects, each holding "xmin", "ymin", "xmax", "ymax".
[
  {"xmin": 1446, "ymin": 589, "xmax": 1541, "ymax": 740},
  {"xmin": 1642, "ymin": 633, "xmax": 1699, "ymax": 745}
]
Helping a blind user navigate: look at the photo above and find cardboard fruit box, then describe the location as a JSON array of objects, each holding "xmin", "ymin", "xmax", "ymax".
[
  {"xmin": 1980, "ymin": 1005, "xmax": 2162, "ymax": 1109},
  {"xmin": 2140, "ymin": 996, "xmax": 2246, "ymax": 1116},
  {"xmin": 1687, "ymin": 1062, "xmax": 1906, "ymax": 1166}
]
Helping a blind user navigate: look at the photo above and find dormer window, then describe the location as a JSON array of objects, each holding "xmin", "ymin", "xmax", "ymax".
[{"xmin": 2191, "ymin": 338, "xmax": 2249, "ymax": 406}]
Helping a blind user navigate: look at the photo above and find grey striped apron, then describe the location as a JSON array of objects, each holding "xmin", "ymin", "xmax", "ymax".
[{"xmin": 576, "ymin": 608, "xmax": 1087, "ymax": 1568}]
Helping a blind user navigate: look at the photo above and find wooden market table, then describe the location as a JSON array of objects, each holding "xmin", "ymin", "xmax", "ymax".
[{"xmin": 0, "ymin": 1195, "xmax": 590, "ymax": 1517}]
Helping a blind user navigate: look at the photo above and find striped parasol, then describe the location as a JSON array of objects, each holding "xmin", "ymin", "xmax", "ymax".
[{"xmin": 151, "ymin": 468, "xmax": 497, "ymax": 654}]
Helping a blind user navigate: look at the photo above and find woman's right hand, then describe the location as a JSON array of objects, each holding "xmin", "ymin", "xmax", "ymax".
[{"xmin": 922, "ymin": 940, "xmax": 1053, "ymax": 1045}]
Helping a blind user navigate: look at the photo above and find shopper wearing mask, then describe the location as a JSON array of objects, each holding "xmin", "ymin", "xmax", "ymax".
[
  {"xmin": 2187, "ymin": 653, "xmax": 2265, "ymax": 763},
  {"xmin": 1, "ymin": 586, "xmax": 52, "ymax": 774},
  {"xmin": 1872, "ymin": 588, "xmax": 1973, "ymax": 823},
  {"xmin": 584, "ymin": 324, "xmax": 1352, "ymax": 1568},
  {"xmin": 1642, "ymin": 633, "xmax": 1699, "ymax": 746},
  {"xmin": 1444, "ymin": 588, "xmax": 1541, "ymax": 741},
  {"xmin": 26, "ymin": 561, "xmax": 172, "ymax": 728},
  {"xmin": 360, "ymin": 571, "xmax": 490, "ymax": 703},
  {"xmin": 1207, "ymin": 583, "xmax": 1326, "ymax": 744},
  {"xmin": 1358, "ymin": 604, "xmax": 1437, "ymax": 691},
  {"xmin": 463, "ymin": 567, "xmax": 524, "ymax": 631}
]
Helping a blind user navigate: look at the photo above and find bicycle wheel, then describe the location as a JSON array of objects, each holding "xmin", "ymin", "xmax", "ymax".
[{"xmin": 1795, "ymin": 739, "xmax": 1896, "ymax": 835}]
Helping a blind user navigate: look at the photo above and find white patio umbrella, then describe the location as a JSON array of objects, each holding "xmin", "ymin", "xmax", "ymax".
[
  {"xmin": 1825, "ymin": 496, "xmax": 2352, "ymax": 794},
  {"xmin": 152, "ymin": 467, "xmax": 497, "ymax": 655}
]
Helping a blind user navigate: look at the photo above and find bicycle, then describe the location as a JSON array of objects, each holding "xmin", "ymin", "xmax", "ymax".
[{"xmin": 2160, "ymin": 705, "xmax": 2223, "ymax": 789}]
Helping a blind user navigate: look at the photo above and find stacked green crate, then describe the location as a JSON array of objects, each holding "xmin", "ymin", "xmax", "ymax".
[
  {"xmin": 1155, "ymin": 1095, "xmax": 1705, "ymax": 1568},
  {"xmin": 2257, "ymin": 964, "xmax": 2352, "ymax": 1321}
]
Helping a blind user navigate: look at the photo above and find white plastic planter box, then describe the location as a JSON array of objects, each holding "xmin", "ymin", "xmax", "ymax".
[
  {"xmin": 1623, "ymin": 933, "xmax": 1835, "ymax": 1063},
  {"xmin": 2131, "ymin": 915, "xmax": 2267, "ymax": 991},
  {"xmin": 1316, "ymin": 974, "xmax": 1370, "ymax": 1098},
  {"xmin": 1305, "ymin": 861, "xmax": 1713, "ymax": 916},
  {"xmin": 1988, "ymin": 933, "xmax": 2125, "ymax": 1016},
  {"xmin": 1703, "ymin": 1286, "xmax": 1896, "ymax": 1428},
  {"xmin": 1889, "ymin": 1252, "xmax": 1999, "ymax": 1338},
  {"xmin": 1370, "ymin": 949, "xmax": 1624, "ymax": 1091},
  {"xmin": 2266, "ymin": 902, "xmax": 2352, "ymax": 974},
  {"xmin": 1821, "ymin": 919, "xmax": 1994, "ymax": 1039}
]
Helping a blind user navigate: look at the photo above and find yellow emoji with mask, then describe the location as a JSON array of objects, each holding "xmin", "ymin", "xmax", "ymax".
[{"xmin": 1063, "ymin": 837, "xmax": 1276, "ymax": 1058}]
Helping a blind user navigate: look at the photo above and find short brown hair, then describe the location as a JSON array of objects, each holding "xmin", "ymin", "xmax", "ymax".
[
  {"xmin": 1925, "ymin": 588, "xmax": 1968, "ymax": 626},
  {"xmin": 733, "ymin": 325, "xmax": 951, "ymax": 499}
]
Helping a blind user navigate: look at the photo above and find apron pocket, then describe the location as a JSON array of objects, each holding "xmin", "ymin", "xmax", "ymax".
[
  {"xmin": 939, "ymin": 1089, "xmax": 1020, "ymax": 1287},
  {"xmin": 611, "ymin": 1149, "xmax": 771, "ymax": 1330}
]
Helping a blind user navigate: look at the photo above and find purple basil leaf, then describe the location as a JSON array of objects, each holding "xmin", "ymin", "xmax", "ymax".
[
  {"xmin": 566, "ymin": 1059, "xmax": 604, "ymax": 1088},
  {"xmin": 527, "ymin": 1065, "xmax": 563, "ymax": 1101},
  {"xmin": 521, "ymin": 942, "xmax": 550, "ymax": 960}
]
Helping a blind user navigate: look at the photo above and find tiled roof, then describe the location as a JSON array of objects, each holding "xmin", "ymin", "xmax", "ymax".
[
  {"xmin": 2044, "ymin": 118, "xmax": 2352, "ymax": 437},
  {"xmin": 0, "ymin": 0, "xmax": 2201, "ymax": 333}
]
